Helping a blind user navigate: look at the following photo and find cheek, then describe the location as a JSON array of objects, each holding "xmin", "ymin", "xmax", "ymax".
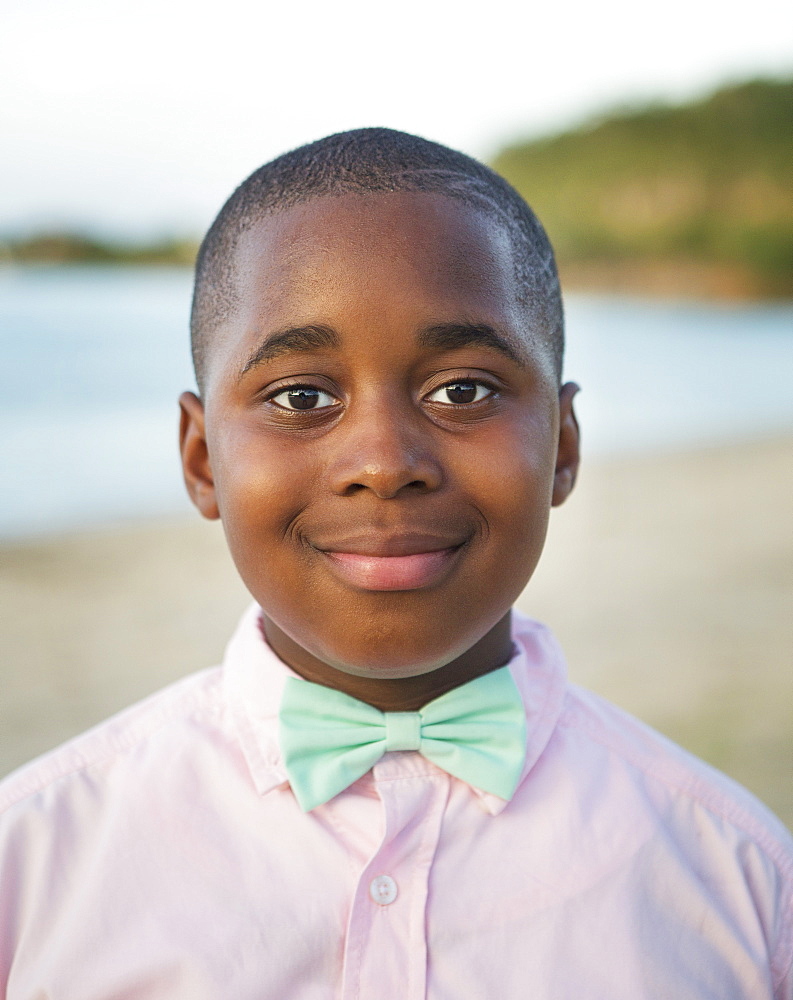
[
  {"xmin": 209, "ymin": 421, "xmax": 312, "ymax": 561},
  {"xmin": 462, "ymin": 416, "xmax": 556, "ymax": 567}
]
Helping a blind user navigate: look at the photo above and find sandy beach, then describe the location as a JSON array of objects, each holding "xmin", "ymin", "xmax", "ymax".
[{"xmin": 2, "ymin": 435, "xmax": 791, "ymax": 830}]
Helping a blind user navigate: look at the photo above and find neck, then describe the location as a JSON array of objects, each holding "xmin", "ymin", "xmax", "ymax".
[{"xmin": 262, "ymin": 612, "xmax": 515, "ymax": 712}]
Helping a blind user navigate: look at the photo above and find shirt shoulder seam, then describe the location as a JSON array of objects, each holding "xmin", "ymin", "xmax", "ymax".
[
  {"xmin": 559, "ymin": 688, "xmax": 793, "ymax": 866},
  {"xmin": 0, "ymin": 667, "xmax": 224, "ymax": 814},
  {"xmin": 558, "ymin": 689, "xmax": 793, "ymax": 988}
]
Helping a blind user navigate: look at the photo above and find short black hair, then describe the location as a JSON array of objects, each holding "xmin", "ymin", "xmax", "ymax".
[{"xmin": 190, "ymin": 128, "xmax": 563, "ymax": 390}]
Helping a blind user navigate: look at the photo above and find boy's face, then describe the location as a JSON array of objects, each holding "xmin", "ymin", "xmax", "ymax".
[{"xmin": 180, "ymin": 191, "xmax": 579, "ymax": 696}]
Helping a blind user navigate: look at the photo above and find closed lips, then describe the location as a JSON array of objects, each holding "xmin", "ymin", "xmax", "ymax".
[
  {"xmin": 313, "ymin": 532, "xmax": 467, "ymax": 558},
  {"xmin": 314, "ymin": 535, "xmax": 467, "ymax": 590}
]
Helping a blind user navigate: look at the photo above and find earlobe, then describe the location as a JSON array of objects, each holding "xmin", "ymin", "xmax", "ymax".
[
  {"xmin": 551, "ymin": 382, "xmax": 581, "ymax": 508},
  {"xmin": 179, "ymin": 391, "xmax": 220, "ymax": 520}
]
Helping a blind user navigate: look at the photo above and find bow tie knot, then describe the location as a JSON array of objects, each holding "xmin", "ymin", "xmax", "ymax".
[
  {"xmin": 384, "ymin": 712, "xmax": 422, "ymax": 752},
  {"xmin": 279, "ymin": 666, "xmax": 527, "ymax": 812}
]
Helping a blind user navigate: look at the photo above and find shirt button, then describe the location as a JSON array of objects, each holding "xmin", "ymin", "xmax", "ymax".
[{"xmin": 369, "ymin": 874, "xmax": 398, "ymax": 905}]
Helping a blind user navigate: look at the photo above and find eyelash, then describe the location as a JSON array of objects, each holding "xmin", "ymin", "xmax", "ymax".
[{"xmin": 266, "ymin": 378, "xmax": 497, "ymax": 412}]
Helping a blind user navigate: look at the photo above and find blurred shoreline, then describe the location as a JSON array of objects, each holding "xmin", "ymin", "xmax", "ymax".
[
  {"xmin": 558, "ymin": 259, "xmax": 793, "ymax": 301},
  {"xmin": 2, "ymin": 435, "xmax": 791, "ymax": 829},
  {"xmin": 5, "ymin": 257, "xmax": 791, "ymax": 305}
]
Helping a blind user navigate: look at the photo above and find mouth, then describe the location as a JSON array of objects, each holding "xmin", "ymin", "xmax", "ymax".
[{"xmin": 313, "ymin": 532, "xmax": 467, "ymax": 591}]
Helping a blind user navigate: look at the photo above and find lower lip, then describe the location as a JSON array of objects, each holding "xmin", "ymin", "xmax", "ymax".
[{"xmin": 323, "ymin": 548, "xmax": 460, "ymax": 591}]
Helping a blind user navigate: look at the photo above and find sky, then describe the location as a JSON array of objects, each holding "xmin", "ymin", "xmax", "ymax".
[{"xmin": 2, "ymin": 0, "xmax": 792, "ymax": 240}]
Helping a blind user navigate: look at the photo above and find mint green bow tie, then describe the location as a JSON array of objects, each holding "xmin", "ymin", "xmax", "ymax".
[{"xmin": 279, "ymin": 666, "xmax": 527, "ymax": 812}]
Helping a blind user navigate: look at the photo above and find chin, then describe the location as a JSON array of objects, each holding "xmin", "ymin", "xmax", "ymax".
[
  {"xmin": 307, "ymin": 617, "xmax": 492, "ymax": 678},
  {"xmin": 322, "ymin": 653, "xmax": 449, "ymax": 681}
]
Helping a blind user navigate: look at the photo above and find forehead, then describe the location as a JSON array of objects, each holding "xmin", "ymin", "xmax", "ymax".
[{"xmin": 236, "ymin": 190, "xmax": 520, "ymax": 318}]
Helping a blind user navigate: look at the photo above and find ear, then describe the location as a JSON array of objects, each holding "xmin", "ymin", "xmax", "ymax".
[
  {"xmin": 179, "ymin": 391, "xmax": 220, "ymax": 520},
  {"xmin": 551, "ymin": 382, "xmax": 581, "ymax": 507}
]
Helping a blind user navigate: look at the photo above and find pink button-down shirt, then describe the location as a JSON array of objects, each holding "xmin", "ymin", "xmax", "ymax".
[{"xmin": 2, "ymin": 604, "xmax": 792, "ymax": 998}]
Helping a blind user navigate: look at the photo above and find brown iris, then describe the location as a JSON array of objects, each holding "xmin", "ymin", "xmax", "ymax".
[
  {"xmin": 444, "ymin": 382, "xmax": 478, "ymax": 404},
  {"xmin": 287, "ymin": 388, "xmax": 321, "ymax": 409}
]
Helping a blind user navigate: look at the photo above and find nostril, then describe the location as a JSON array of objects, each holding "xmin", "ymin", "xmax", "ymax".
[
  {"xmin": 341, "ymin": 476, "xmax": 433, "ymax": 500},
  {"xmin": 328, "ymin": 444, "xmax": 444, "ymax": 497}
]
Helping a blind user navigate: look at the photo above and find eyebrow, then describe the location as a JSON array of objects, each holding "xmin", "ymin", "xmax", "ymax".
[
  {"xmin": 418, "ymin": 323, "xmax": 526, "ymax": 365},
  {"xmin": 239, "ymin": 319, "xmax": 526, "ymax": 378},
  {"xmin": 240, "ymin": 324, "xmax": 340, "ymax": 376}
]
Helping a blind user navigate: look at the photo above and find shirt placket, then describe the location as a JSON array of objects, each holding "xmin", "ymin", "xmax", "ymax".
[{"xmin": 340, "ymin": 761, "xmax": 449, "ymax": 1000}]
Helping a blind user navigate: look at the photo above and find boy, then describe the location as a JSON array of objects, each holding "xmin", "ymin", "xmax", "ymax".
[{"xmin": 1, "ymin": 129, "xmax": 791, "ymax": 998}]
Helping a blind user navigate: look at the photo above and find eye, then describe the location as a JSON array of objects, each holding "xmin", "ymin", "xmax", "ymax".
[
  {"xmin": 269, "ymin": 386, "xmax": 338, "ymax": 411},
  {"xmin": 426, "ymin": 380, "xmax": 494, "ymax": 405}
]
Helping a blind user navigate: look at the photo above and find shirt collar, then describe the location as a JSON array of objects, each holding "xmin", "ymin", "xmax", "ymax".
[{"xmin": 222, "ymin": 603, "xmax": 568, "ymax": 814}]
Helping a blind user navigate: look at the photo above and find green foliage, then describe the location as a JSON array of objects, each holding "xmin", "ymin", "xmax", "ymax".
[
  {"xmin": 1, "ymin": 233, "xmax": 198, "ymax": 267},
  {"xmin": 492, "ymin": 77, "xmax": 793, "ymax": 297}
]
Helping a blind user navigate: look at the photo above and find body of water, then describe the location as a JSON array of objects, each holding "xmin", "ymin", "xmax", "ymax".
[{"xmin": 2, "ymin": 266, "xmax": 792, "ymax": 539}]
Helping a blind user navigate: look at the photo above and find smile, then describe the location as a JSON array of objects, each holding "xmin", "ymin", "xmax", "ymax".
[
  {"xmin": 314, "ymin": 533, "xmax": 466, "ymax": 591},
  {"xmin": 323, "ymin": 549, "xmax": 461, "ymax": 591}
]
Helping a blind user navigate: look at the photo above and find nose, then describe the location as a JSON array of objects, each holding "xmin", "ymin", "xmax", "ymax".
[{"xmin": 326, "ymin": 399, "xmax": 443, "ymax": 499}]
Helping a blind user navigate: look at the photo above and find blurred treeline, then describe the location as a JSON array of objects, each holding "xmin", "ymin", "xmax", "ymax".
[
  {"xmin": 3, "ymin": 77, "xmax": 791, "ymax": 299},
  {"xmin": 0, "ymin": 233, "xmax": 199, "ymax": 267},
  {"xmin": 492, "ymin": 77, "xmax": 793, "ymax": 299}
]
